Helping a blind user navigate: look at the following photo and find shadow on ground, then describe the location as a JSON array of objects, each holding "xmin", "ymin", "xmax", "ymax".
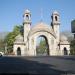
[
  {"xmin": 0, "ymin": 56, "xmax": 74, "ymax": 75},
  {"xmin": 54, "ymin": 55, "xmax": 75, "ymax": 61}
]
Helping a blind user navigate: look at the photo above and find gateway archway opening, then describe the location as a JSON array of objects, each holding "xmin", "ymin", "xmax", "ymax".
[
  {"xmin": 17, "ymin": 47, "xmax": 21, "ymax": 55},
  {"xmin": 64, "ymin": 47, "xmax": 68, "ymax": 55},
  {"xmin": 36, "ymin": 35, "xmax": 49, "ymax": 56}
]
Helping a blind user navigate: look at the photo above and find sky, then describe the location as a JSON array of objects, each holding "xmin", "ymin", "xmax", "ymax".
[{"xmin": 0, "ymin": 0, "xmax": 75, "ymax": 32}]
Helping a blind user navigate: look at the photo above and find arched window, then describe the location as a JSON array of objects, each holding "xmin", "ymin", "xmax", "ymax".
[
  {"xmin": 17, "ymin": 47, "xmax": 21, "ymax": 55},
  {"xmin": 55, "ymin": 16, "xmax": 58, "ymax": 21},
  {"xmin": 26, "ymin": 15, "xmax": 29, "ymax": 20},
  {"xmin": 64, "ymin": 47, "xmax": 68, "ymax": 55}
]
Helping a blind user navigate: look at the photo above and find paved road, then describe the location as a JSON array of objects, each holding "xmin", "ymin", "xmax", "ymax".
[{"xmin": 0, "ymin": 56, "xmax": 75, "ymax": 75}]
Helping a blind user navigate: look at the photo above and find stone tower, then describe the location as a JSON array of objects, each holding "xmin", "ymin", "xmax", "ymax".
[
  {"xmin": 51, "ymin": 11, "xmax": 60, "ymax": 49},
  {"xmin": 23, "ymin": 9, "xmax": 31, "ymax": 43}
]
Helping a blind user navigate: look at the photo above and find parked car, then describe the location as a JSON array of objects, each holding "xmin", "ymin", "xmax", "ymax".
[{"xmin": 0, "ymin": 52, "xmax": 4, "ymax": 56}]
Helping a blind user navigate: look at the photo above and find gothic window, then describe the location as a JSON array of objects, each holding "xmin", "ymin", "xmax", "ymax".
[
  {"xmin": 55, "ymin": 16, "xmax": 58, "ymax": 21},
  {"xmin": 17, "ymin": 47, "xmax": 21, "ymax": 55},
  {"xmin": 63, "ymin": 47, "xmax": 68, "ymax": 55}
]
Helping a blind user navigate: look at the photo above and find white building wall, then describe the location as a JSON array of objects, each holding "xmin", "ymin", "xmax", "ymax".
[
  {"xmin": 60, "ymin": 45, "xmax": 70, "ymax": 55},
  {"xmin": 24, "ymin": 24, "xmax": 30, "ymax": 43},
  {"xmin": 13, "ymin": 44, "xmax": 26, "ymax": 56},
  {"xmin": 28, "ymin": 31, "xmax": 57, "ymax": 56}
]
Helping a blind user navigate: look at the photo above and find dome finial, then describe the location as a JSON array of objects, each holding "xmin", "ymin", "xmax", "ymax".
[
  {"xmin": 25, "ymin": 9, "xmax": 30, "ymax": 14},
  {"xmin": 52, "ymin": 10, "xmax": 59, "ymax": 15}
]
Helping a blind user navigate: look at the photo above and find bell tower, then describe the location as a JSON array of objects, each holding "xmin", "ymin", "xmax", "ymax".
[
  {"xmin": 51, "ymin": 11, "xmax": 60, "ymax": 44},
  {"xmin": 23, "ymin": 9, "xmax": 31, "ymax": 43}
]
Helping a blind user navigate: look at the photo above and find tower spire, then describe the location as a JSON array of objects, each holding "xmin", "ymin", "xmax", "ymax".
[{"xmin": 40, "ymin": 8, "xmax": 43, "ymax": 22}]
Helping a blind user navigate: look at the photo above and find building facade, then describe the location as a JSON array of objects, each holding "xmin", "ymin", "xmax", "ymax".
[{"xmin": 13, "ymin": 9, "xmax": 70, "ymax": 56}]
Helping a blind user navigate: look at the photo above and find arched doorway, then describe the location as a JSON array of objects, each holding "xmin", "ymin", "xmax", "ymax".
[
  {"xmin": 64, "ymin": 47, "xmax": 68, "ymax": 55},
  {"xmin": 17, "ymin": 47, "xmax": 21, "ymax": 55},
  {"xmin": 36, "ymin": 35, "xmax": 49, "ymax": 56}
]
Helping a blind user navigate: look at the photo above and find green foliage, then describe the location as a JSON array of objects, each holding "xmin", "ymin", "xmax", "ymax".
[
  {"xmin": 70, "ymin": 39, "xmax": 75, "ymax": 55},
  {"xmin": 36, "ymin": 39, "xmax": 48, "ymax": 55},
  {"xmin": 5, "ymin": 25, "xmax": 23, "ymax": 53},
  {"xmin": 0, "ymin": 39, "xmax": 5, "ymax": 52}
]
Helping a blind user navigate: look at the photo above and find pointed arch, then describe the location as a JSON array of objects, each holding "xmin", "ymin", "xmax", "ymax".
[
  {"xmin": 26, "ymin": 15, "xmax": 29, "ymax": 20},
  {"xmin": 36, "ymin": 35, "xmax": 49, "ymax": 56},
  {"xmin": 55, "ymin": 16, "xmax": 58, "ymax": 21},
  {"xmin": 63, "ymin": 47, "xmax": 68, "ymax": 55},
  {"xmin": 17, "ymin": 47, "xmax": 21, "ymax": 55}
]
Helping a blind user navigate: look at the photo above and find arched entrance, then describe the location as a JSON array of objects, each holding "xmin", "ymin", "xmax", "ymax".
[
  {"xmin": 64, "ymin": 47, "xmax": 68, "ymax": 55},
  {"xmin": 36, "ymin": 35, "xmax": 49, "ymax": 56},
  {"xmin": 17, "ymin": 47, "xmax": 21, "ymax": 55}
]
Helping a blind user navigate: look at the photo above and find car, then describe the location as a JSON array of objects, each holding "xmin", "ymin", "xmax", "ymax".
[{"xmin": 0, "ymin": 52, "xmax": 4, "ymax": 57}]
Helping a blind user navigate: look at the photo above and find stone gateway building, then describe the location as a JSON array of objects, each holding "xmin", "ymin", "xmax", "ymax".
[{"xmin": 13, "ymin": 9, "xmax": 70, "ymax": 56}]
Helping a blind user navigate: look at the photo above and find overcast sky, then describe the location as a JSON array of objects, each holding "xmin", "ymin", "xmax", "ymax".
[{"xmin": 0, "ymin": 0, "xmax": 75, "ymax": 32}]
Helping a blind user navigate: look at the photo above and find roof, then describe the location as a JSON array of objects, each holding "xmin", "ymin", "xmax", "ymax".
[
  {"xmin": 29, "ymin": 22, "xmax": 56, "ymax": 37},
  {"xmin": 25, "ymin": 9, "xmax": 31, "ymax": 14},
  {"xmin": 60, "ymin": 34, "xmax": 70, "ymax": 44},
  {"xmin": 14, "ymin": 34, "xmax": 24, "ymax": 43},
  {"xmin": 60, "ymin": 35, "xmax": 68, "ymax": 41},
  {"xmin": 52, "ymin": 11, "xmax": 59, "ymax": 15},
  {"xmin": 32, "ymin": 22, "xmax": 50, "ymax": 29}
]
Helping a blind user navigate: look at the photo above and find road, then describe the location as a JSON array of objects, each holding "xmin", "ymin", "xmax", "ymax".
[{"xmin": 0, "ymin": 56, "xmax": 75, "ymax": 75}]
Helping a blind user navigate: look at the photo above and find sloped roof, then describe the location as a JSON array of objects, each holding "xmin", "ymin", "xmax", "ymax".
[
  {"xmin": 29, "ymin": 22, "xmax": 56, "ymax": 37},
  {"xmin": 32, "ymin": 22, "xmax": 50, "ymax": 29},
  {"xmin": 14, "ymin": 34, "xmax": 24, "ymax": 43},
  {"xmin": 60, "ymin": 34, "xmax": 70, "ymax": 44},
  {"xmin": 60, "ymin": 34, "xmax": 68, "ymax": 41}
]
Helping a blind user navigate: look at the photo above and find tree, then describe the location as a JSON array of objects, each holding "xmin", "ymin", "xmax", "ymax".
[
  {"xmin": 36, "ymin": 38, "xmax": 48, "ymax": 55},
  {"xmin": 0, "ymin": 39, "xmax": 5, "ymax": 52},
  {"xmin": 5, "ymin": 25, "xmax": 23, "ymax": 53}
]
